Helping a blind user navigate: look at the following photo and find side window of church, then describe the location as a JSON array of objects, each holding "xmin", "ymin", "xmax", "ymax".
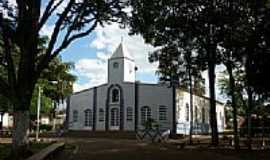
[
  {"xmin": 195, "ymin": 106, "xmax": 198, "ymax": 123},
  {"xmin": 141, "ymin": 106, "xmax": 151, "ymax": 124},
  {"xmin": 159, "ymin": 106, "xmax": 167, "ymax": 121},
  {"xmin": 73, "ymin": 110, "xmax": 78, "ymax": 122},
  {"xmin": 113, "ymin": 62, "xmax": 119, "ymax": 68},
  {"xmin": 186, "ymin": 103, "xmax": 189, "ymax": 122},
  {"xmin": 202, "ymin": 107, "xmax": 206, "ymax": 123},
  {"xmin": 220, "ymin": 112, "xmax": 222, "ymax": 121},
  {"xmin": 126, "ymin": 107, "xmax": 133, "ymax": 121},
  {"xmin": 84, "ymin": 109, "xmax": 93, "ymax": 127},
  {"xmin": 112, "ymin": 89, "xmax": 120, "ymax": 102},
  {"xmin": 99, "ymin": 108, "xmax": 105, "ymax": 122}
]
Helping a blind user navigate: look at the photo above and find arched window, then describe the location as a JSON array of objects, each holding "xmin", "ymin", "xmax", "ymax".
[
  {"xmin": 73, "ymin": 110, "xmax": 78, "ymax": 122},
  {"xmin": 112, "ymin": 88, "xmax": 120, "ymax": 103},
  {"xmin": 141, "ymin": 106, "xmax": 151, "ymax": 124},
  {"xmin": 195, "ymin": 106, "xmax": 198, "ymax": 123},
  {"xmin": 126, "ymin": 107, "xmax": 133, "ymax": 121},
  {"xmin": 84, "ymin": 109, "xmax": 93, "ymax": 127},
  {"xmin": 159, "ymin": 106, "xmax": 167, "ymax": 121},
  {"xmin": 202, "ymin": 107, "xmax": 206, "ymax": 123},
  {"xmin": 99, "ymin": 108, "xmax": 105, "ymax": 122},
  {"xmin": 110, "ymin": 108, "xmax": 120, "ymax": 126},
  {"xmin": 186, "ymin": 103, "xmax": 189, "ymax": 122}
]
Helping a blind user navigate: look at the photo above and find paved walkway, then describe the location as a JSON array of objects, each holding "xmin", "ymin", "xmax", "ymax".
[{"xmin": 54, "ymin": 138, "xmax": 270, "ymax": 160}]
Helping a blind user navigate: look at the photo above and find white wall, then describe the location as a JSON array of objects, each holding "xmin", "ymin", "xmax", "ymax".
[
  {"xmin": 138, "ymin": 84, "xmax": 173, "ymax": 131},
  {"xmin": 123, "ymin": 59, "xmax": 135, "ymax": 83},
  {"xmin": 121, "ymin": 83, "xmax": 135, "ymax": 131},
  {"xmin": 96, "ymin": 85, "xmax": 108, "ymax": 131},
  {"xmin": 176, "ymin": 90, "xmax": 225, "ymax": 134},
  {"xmin": 69, "ymin": 89, "xmax": 94, "ymax": 130},
  {"xmin": 216, "ymin": 103, "xmax": 226, "ymax": 132},
  {"xmin": 0, "ymin": 113, "xmax": 13, "ymax": 128},
  {"xmin": 68, "ymin": 84, "xmax": 225, "ymax": 135},
  {"xmin": 41, "ymin": 116, "xmax": 50, "ymax": 125}
]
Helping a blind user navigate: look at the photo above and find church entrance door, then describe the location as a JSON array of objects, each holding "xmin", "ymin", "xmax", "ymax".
[{"xmin": 110, "ymin": 108, "xmax": 120, "ymax": 130}]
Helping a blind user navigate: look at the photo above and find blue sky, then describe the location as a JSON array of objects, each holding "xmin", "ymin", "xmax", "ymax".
[
  {"xmin": 26, "ymin": 0, "xmax": 158, "ymax": 92},
  {"xmin": 6, "ymin": 0, "xmax": 225, "ymax": 102},
  {"xmin": 58, "ymin": 24, "xmax": 159, "ymax": 92},
  {"xmin": 57, "ymin": 24, "xmax": 226, "ymax": 102}
]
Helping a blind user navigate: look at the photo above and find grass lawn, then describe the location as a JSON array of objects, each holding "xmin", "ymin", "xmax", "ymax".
[{"xmin": 0, "ymin": 142, "xmax": 52, "ymax": 160}]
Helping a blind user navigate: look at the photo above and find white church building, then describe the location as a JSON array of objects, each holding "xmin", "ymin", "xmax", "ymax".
[{"xmin": 67, "ymin": 43, "xmax": 225, "ymax": 135}]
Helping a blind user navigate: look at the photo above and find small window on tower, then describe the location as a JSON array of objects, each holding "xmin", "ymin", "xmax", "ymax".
[{"xmin": 113, "ymin": 62, "xmax": 119, "ymax": 68}]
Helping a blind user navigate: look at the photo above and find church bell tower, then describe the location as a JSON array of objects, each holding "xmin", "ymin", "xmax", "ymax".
[{"xmin": 108, "ymin": 42, "xmax": 135, "ymax": 83}]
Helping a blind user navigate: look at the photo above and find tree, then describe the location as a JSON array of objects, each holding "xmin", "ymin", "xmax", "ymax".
[
  {"xmin": 0, "ymin": 0, "xmax": 127, "ymax": 157},
  {"xmin": 217, "ymin": 0, "xmax": 270, "ymax": 149},
  {"xmin": 129, "ymin": 0, "xmax": 223, "ymax": 145},
  {"xmin": 40, "ymin": 57, "xmax": 76, "ymax": 130},
  {"xmin": 0, "ymin": 36, "xmax": 76, "ymax": 117},
  {"xmin": 230, "ymin": 0, "xmax": 270, "ymax": 149},
  {"xmin": 0, "ymin": 95, "xmax": 10, "ymax": 129},
  {"xmin": 149, "ymin": 33, "xmax": 205, "ymax": 144},
  {"xmin": 216, "ymin": 0, "xmax": 247, "ymax": 149}
]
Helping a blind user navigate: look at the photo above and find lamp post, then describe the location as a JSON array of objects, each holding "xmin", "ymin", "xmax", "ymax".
[
  {"xmin": 36, "ymin": 80, "xmax": 60, "ymax": 141},
  {"xmin": 49, "ymin": 80, "xmax": 58, "ymax": 131},
  {"xmin": 36, "ymin": 86, "xmax": 41, "ymax": 142}
]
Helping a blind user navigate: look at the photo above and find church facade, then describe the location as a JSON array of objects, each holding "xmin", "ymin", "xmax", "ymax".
[{"xmin": 67, "ymin": 43, "xmax": 225, "ymax": 134}]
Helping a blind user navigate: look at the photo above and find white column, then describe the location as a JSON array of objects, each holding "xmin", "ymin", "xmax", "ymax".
[{"xmin": 36, "ymin": 86, "xmax": 41, "ymax": 141}]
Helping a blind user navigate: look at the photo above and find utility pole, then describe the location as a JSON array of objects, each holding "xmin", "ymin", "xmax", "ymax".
[{"xmin": 36, "ymin": 86, "xmax": 41, "ymax": 142}]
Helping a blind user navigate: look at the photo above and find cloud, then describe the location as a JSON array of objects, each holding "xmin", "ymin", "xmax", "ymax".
[
  {"xmin": 7, "ymin": 0, "xmax": 16, "ymax": 6},
  {"xmin": 40, "ymin": 24, "xmax": 54, "ymax": 37},
  {"xmin": 73, "ymin": 23, "xmax": 157, "ymax": 92},
  {"xmin": 91, "ymin": 23, "xmax": 157, "ymax": 73},
  {"xmin": 73, "ymin": 58, "xmax": 108, "ymax": 92},
  {"xmin": 72, "ymin": 22, "xmax": 226, "ymax": 103}
]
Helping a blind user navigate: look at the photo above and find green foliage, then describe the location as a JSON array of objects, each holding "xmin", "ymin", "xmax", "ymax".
[
  {"xmin": 0, "ymin": 0, "xmax": 127, "ymax": 109},
  {"xmin": 218, "ymin": 70, "xmax": 247, "ymax": 114},
  {"xmin": 0, "ymin": 95, "xmax": 9, "ymax": 112},
  {"xmin": 41, "ymin": 58, "xmax": 76, "ymax": 103},
  {"xmin": 32, "ymin": 124, "xmax": 53, "ymax": 132},
  {"xmin": 30, "ymin": 84, "xmax": 53, "ymax": 116},
  {"xmin": 0, "ymin": 0, "xmax": 128, "ymax": 153},
  {"xmin": 0, "ymin": 36, "xmax": 76, "ymax": 115}
]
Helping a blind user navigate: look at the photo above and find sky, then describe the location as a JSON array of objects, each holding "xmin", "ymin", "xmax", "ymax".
[
  {"xmin": 58, "ymin": 24, "xmax": 226, "ymax": 102},
  {"xmin": 59, "ymin": 23, "xmax": 159, "ymax": 92},
  {"xmin": 5, "ymin": 0, "xmax": 226, "ymax": 102}
]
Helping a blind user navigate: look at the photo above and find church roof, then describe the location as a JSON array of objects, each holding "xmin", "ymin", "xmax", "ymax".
[{"xmin": 110, "ymin": 42, "xmax": 134, "ymax": 60}]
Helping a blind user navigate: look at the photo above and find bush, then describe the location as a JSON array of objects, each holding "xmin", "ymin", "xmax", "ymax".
[
  {"xmin": 32, "ymin": 124, "xmax": 52, "ymax": 132},
  {"xmin": 40, "ymin": 124, "xmax": 52, "ymax": 131}
]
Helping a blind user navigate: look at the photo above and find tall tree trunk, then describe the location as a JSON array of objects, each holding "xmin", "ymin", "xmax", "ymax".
[
  {"xmin": 52, "ymin": 101, "xmax": 57, "ymax": 131},
  {"xmin": 245, "ymin": 53, "xmax": 253, "ymax": 150},
  {"xmin": 208, "ymin": 45, "xmax": 219, "ymax": 146},
  {"xmin": 247, "ymin": 86, "xmax": 253, "ymax": 150},
  {"xmin": 226, "ymin": 63, "xmax": 239, "ymax": 150},
  {"xmin": 208, "ymin": 61, "xmax": 218, "ymax": 145},
  {"xmin": 11, "ymin": 85, "xmax": 35, "ymax": 159},
  {"xmin": 12, "ymin": 110, "xmax": 30, "ymax": 159},
  {"xmin": 189, "ymin": 67, "xmax": 193, "ymax": 144},
  {"xmin": 0, "ymin": 112, "xmax": 3, "ymax": 130}
]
